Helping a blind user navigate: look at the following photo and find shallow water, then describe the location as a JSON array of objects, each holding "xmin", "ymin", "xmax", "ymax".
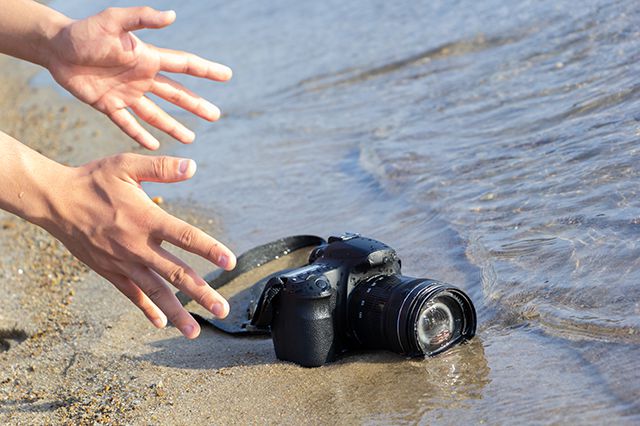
[{"xmin": 49, "ymin": 0, "xmax": 640, "ymax": 423}]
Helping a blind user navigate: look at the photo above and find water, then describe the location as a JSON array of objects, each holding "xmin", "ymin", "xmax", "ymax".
[{"xmin": 48, "ymin": 0, "xmax": 640, "ymax": 423}]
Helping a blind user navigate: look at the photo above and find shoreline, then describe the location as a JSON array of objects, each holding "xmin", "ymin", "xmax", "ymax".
[{"xmin": 0, "ymin": 54, "xmax": 489, "ymax": 425}]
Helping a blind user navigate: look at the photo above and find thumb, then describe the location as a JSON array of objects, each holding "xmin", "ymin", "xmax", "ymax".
[
  {"xmin": 120, "ymin": 154, "xmax": 197, "ymax": 183},
  {"xmin": 103, "ymin": 7, "xmax": 176, "ymax": 32}
]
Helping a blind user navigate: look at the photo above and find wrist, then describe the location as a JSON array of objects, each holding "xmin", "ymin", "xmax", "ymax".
[
  {"xmin": 0, "ymin": 0, "xmax": 73, "ymax": 68},
  {"xmin": 12, "ymin": 155, "xmax": 72, "ymax": 234},
  {"xmin": 35, "ymin": 11, "xmax": 73, "ymax": 69},
  {"xmin": 0, "ymin": 132, "xmax": 72, "ymax": 232},
  {"xmin": 25, "ymin": 162, "xmax": 73, "ymax": 232}
]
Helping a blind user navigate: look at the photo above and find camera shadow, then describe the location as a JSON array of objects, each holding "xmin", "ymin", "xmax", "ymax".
[
  {"xmin": 138, "ymin": 326, "xmax": 277, "ymax": 370},
  {"xmin": 138, "ymin": 324, "xmax": 488, "ymax": 374},
  {"xmin": 136, "ymin": 330, "xmax": 490, "ymax": 424}
]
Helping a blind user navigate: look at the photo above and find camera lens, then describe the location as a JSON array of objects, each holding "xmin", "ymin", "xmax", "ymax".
[
  {"xmin": 348, "ymin": 276, "xmax": 476, "ymax": 357},
  {"xmin": 415, "ymin": 295, "xmax": 464, "ymax": 354}
]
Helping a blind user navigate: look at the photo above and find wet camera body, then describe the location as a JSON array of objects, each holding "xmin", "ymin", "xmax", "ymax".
[
  {"xmin": 253, "ymin": 234, "xmax": 400, "ymax": 367},
  {"xmin": 250, "ymin": 234, "xmax": 476, "ymax": 367}
]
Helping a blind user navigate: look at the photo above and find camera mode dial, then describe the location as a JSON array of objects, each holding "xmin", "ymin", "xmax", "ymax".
[{"xmin": 281, "ymin": 265, "xmax": 333, "ymax": 299}]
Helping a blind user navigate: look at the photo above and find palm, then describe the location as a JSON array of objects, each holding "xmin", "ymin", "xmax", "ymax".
[
  {"xmin": 52, "ymin": 31, "xmax": 159, "ymax": 107},
  {"xmin": 48, "ymin": 7, "xmax": 231, "ymax": 150}
]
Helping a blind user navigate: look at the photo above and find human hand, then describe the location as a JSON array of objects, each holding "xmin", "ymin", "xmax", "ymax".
[
  {"xmin": 46, "ymin": 7, "xmax": 232, "ymax": 150},
  {"xmin": 43, "ymin": 153, "xmax": 236, "ymax": 338}
]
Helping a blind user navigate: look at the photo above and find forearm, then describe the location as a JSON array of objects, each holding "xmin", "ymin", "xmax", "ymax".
[
  {"xmin": 0, "ymin": 0, "xmax": 71, "ymax": 67},
  {"xmin": 0, "ymin": 130, "xmax": 66, "ymax": 228}
]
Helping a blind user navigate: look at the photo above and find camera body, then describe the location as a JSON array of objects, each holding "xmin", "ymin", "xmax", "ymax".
[
  {"xmin": 249, "ymin": 233, "xmax": 476, "ymax": 367},
  {"xmin": 262, "ymin": 234, "xmax": 399, "ymax": 367}
]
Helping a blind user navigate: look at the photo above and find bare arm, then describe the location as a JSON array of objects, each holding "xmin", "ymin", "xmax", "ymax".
[
  {"xmin": 0, "ymin": 130, "xmax": 236, "ymax": 338},
  {"xmin": 0, "ymin": 1, "xmax": 231, "ymax": 149},
  {"xmin": 0, "ymin": 0, "xmax": 70, "ymax": 67}
]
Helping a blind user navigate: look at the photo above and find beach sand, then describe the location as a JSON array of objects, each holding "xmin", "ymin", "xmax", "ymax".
[{"xmin": 0, "ymin": 55, "xmax": 488, "ymax": 425}]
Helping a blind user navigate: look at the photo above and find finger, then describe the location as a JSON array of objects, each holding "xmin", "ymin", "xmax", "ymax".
[
  {"xmin": 146, "ymin": 247, "xmax": 230, "ymax": 319},
  {"xmin": 109, "ymin": 108, "xmax": 160, "ymax": 150},
  {"xmin": 120, "ymin": 153, "xmax": 197, "ymax": 183},
  {"xmin": 101, "ymin": 271, "xmax": 167, "ymax": 328},
  {"xmin": 102, "ymin": 7, "xmax": 176, "ymax": 32},
  {"xmin": 130, "ymin": 97, "xmax": 195, "ymax": 144},
  {"xmin": 153, "ymin": 46, "xmax": 233, "ymax": 81},
  {"xmin": 152, "ymin": 212, "xmax": 236, "ymax": 271},
  {"xmin": 128, "ymin": 266, "xmax": 201, "ymax": 338},
  {"xmin": 151, "ymin": 75, "xmax": 221, "ymax": 121}
]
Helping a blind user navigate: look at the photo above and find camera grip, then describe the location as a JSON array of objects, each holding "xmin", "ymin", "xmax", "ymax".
[{"xmin": 271, "ymin": 294, "xmax": 335, "ymax": 368}]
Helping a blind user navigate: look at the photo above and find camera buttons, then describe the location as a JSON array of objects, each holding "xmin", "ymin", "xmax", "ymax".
[
  {"xmin": 314, "ymin": 278, "xmax": 331, "ymax": 292},
  {"xmin": 328, "ymin": 232, "xmax": 360, "ymax": 243}
]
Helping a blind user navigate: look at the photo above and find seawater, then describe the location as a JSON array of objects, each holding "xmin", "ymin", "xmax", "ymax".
[{"xmin": 49, "ymin": 0, "xmax": 640, "ymax": 423}]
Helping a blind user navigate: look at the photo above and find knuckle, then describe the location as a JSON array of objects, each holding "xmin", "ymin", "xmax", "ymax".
[
  {"xmin": 179, "ymin": 227, "xmax": 197, "ymax": 248},
  {"xmin": 141, "ymin": 6, "xmax": 154, "ymax": 15},
  {"xmin": 168, "ymin": 266, "xmax": 190, "ymax": 288},
  {"xmin": 139, "ymin": 207, "xmax": 159, "ymax": 231},
  {"xmin": 145, "ymin": 110, "xmax": 160, "ymax": 124},
  {"xmin": 195, "ymin": 290, "xmax": 211, "ymax": 308},
  {"xmin": 169, "ymin": 91, "xmax": 183, "ymax": 105},
  {"xmin": 152, "ymin": 156, "xmax": 171, "ymax": 179},
  {"xmin": 112, "ymin": 152, "xmax": 127, "ymax": 164},
  {"xmin": 180, "ymin": 57, "xmax": 191, "ymax": 74},
  {"xmin": 145, "ymin": 284, "xmax": 165, "ymax": 304},
  {"xmin": 101, "ymin": 7, "xmax": 120, "ymax": 22},
  {"xmin": 128, "ymin": 246, "xmax": 149, "ymax": 264},
  {"xmin": 111, "ymin": 152, "xmax": 133, "ymax": 169},
  {"xmin": 166, "ymin": 310, "xmax": 183, "ymax": 327}
]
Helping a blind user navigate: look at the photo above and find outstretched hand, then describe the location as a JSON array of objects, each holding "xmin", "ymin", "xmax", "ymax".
[
  {"xmin": 44, "ymin": 153, "xmax": 237, "ymax": 338},
  {"xmin": 47, "ymin": 7, "xmax": 232, "ymax": 150}
]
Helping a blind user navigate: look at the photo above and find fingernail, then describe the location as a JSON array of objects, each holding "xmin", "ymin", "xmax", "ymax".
[
  {"xmin": 178, "ymin": 159, "xmax": 193, "ymax": 175},
  {"xmin": 211, "ymin": 302, "xmax": 226, "ymax": 318},
  {"xmin": 203, "ymin": 100, "xmax": 220, "ymax": 120},
  {"xmin": 218, "ymin": 254, "xmax": 229, "ymax": 269},
  {"xmin": 180, "ymin": 128, "xmax": 196, "ymax": 143},
  {"xmin": 148, "ymin": 138, "xmax": 160, "ymax": 150},
  {"xmin": 152, "ymin": 317, "xmax": 166, "ymax": 329},
  {"xmin": 183, "ymin": 324, "xmax": 195, "ymax": 337}
]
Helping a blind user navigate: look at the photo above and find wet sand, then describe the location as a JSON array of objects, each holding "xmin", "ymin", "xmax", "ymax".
[{"xmin": 0, "ymin": 55, "xmax": 487, "ymax": 425}]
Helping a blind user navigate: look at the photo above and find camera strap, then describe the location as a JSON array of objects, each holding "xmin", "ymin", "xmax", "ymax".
[{"xmin": 176, "ymin": 235, "xmax": 325, "ymax": 335}]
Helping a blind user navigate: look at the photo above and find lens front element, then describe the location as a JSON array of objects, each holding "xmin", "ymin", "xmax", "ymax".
[
  {"xmin": 415, "ymin": 295, "xmax": 464, "ymax": 355},
  {"xmin": 348, "ymin": 276, "xmax": 476, "ymax": 357}
]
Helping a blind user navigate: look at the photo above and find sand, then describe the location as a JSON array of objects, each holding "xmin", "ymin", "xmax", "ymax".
[{"xmin": 0, "ymin": 55, "xmax": 490, "ymax": 425}]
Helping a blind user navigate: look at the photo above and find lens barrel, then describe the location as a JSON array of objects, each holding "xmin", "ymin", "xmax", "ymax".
[{"xmin": 348, "ymin": 275, "xmax": 476, "ymax": 356}]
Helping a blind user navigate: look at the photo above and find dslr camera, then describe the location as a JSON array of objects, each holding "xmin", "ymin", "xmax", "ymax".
[{"xmin": 248, "ymin": 234, "xmax": 476, "ymax": 367}]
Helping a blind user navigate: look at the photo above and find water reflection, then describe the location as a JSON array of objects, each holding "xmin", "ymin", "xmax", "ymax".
[{"xmin": 327, "ymin": 340, "xmax": 490, "ymax": 424}]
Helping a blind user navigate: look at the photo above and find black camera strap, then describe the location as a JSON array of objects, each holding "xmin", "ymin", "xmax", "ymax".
[{"xmin": 176, "ymin": 235, "xmax": 325, "ymax": 335}]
